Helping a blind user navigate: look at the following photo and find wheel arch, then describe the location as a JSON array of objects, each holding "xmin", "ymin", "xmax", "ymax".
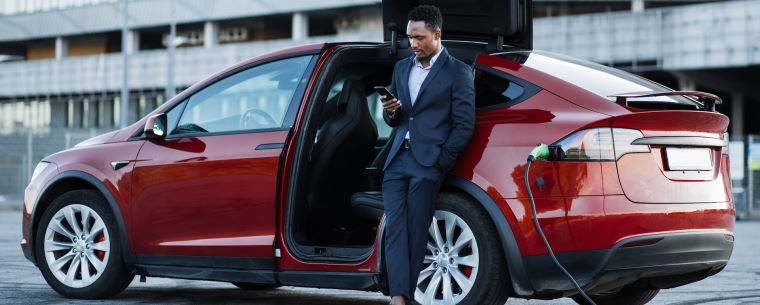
[
  {"xmin": 29, "ymin": 171, "xmax": 135, "ymax": 266},
  {"xmin": 441, "ymin": 176, "xmax": 535, "ymax": 296}
]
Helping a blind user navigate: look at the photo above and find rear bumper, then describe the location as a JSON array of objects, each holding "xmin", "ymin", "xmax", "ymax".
[{"xmin": 522, "ymin": 230, "xmax": 733, "ymax": 298}]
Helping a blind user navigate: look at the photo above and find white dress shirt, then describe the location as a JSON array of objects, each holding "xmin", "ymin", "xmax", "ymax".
[{"xmin": 405, "ymin": 47, "xmax": 444, "ymax": 140}]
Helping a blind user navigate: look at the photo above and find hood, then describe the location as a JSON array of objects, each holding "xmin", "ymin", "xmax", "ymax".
[{"xmin": 74, "ymin": 130, "xmax": 121, "ymax": 148}]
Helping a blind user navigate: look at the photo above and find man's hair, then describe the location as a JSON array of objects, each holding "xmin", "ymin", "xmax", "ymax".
[{"xmin": 408, "ymin": 5, "xmax": 442, "ymax": 32}]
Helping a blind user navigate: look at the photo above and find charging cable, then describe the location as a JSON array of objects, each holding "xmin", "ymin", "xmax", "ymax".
[{"xmin": 526, "ymin": 144, "xmax": 596, "ymax": 305}]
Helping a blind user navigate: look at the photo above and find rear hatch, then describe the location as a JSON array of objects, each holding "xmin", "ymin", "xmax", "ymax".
[
  {"xmin": 481, "ymin": 50, "xmax": 731, "ymax": 204},
  {"xmin": 612, "ymin": 111, "xmax": 729, "ymax": 203},
  {"xmin": 539, "ymin": 53, "xmax": 732, "ymax": 204},
  {"xmin": 381, "ymin": 0, "xmax": 533, "ymax": 49}
]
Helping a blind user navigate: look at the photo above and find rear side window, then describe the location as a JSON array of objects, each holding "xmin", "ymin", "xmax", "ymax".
[{"xmin": 473, "ymin": 66, "xmax": 540, "ymax": 110}]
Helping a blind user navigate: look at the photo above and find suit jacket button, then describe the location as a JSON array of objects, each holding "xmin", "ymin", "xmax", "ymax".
[{"xmin": 410, "ymin": 117, "xmax": 414, "ymax": 121}]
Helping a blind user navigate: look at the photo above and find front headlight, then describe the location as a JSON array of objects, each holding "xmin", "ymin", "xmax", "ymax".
[{"xmin": 30, "ymin": 161, "xmax": 50, "ymax": 182}]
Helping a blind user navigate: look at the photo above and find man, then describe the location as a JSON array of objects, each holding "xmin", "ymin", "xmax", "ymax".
[{"xmin": 380, "ymin": 5, "xmax": 475, "ymax": 305}]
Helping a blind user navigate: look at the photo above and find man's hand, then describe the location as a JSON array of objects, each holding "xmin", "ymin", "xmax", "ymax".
[{"xmin": 381, "ymin": 95, "xmax": 402, "ymax": 113}]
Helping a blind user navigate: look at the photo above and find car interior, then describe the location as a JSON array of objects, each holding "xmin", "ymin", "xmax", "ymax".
[{"xmin": 285, "ymin": 43, "xmax": 491, "ymax": 262}]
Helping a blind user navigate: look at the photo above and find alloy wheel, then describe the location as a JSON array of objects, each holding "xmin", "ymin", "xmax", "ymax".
[
  {"xmin": 415, "ymin": 210, "xmax": 480, "ymax": 305},
  {"xmin": 43, "ymin": 204, "xmax": 110, "ymax": 288}
]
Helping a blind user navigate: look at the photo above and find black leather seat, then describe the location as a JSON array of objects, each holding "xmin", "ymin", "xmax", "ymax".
[
  {"xmin": 307, "ymin": 79, "xmax": 378, "ymax": 222},
  {"xmin": 350, "ymin": 191, "xmax": 384, "ymax": 221},
  {"xmin": 349, "ymin": 129, "xmax": 397, "ymax": 220}
]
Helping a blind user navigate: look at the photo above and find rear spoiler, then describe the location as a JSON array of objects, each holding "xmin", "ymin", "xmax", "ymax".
[
  {"xmin": 631, "ymin": 136, "xmax": 726, "ymax": 147},
  {"xmin": 609, "ymin": 91, "xmax": 722, "ymax": 112}
]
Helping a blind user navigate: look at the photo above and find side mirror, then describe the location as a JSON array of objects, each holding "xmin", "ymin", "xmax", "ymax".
[{"xmin": 144, "ymin": 113, "xmax": 168, "ymax": 140}]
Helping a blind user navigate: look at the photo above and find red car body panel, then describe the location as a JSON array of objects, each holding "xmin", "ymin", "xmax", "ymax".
[
  {"xmin": 129, "ymin": 130, "xmax": 287, "ymax": 258},
  {"xmin": 22, "ymin": 140, "xmax": 145, "ymax": 251},
  {"xmin": 449, "ymin": 53, "xmax": 735, "ymax": 256},
  {"xmin": 451, "ymin": 89, "xmax": 612, "ymax": 200},
  {"xmin": 448, "ymin": 86, "xmax": 611, "ymax": 255}
]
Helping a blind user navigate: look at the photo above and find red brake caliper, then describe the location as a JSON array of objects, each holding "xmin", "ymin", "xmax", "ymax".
[
  {"xmin": 463, "ymin": 250, "xmax": 473, "ymax": 277},
  {"xmin": 95, "ymin": 233, "xmax": 106, "ymax": 260}
]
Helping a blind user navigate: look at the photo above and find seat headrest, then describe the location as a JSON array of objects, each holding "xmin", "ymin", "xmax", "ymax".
[{"xmin": 336, "ymin": 79, "xmax": 364, "ymax": 112}]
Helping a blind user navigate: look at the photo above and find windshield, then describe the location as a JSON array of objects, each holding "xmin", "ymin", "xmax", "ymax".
[{"xmin": 495, "ymin": 50, "xmax": 697, "ymax": 105}]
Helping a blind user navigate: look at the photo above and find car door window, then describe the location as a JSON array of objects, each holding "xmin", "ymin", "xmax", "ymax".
[{"xmin": 174, "ymin": 56, "xmax": 312, "ymax": 135}]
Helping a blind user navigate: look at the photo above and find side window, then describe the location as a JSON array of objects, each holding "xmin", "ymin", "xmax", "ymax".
[
  {"xmin": 173, "ymin": 56, "xmax": 312, "ymax": 135},
  {"xmin": 474, "ymin": 67, "xmax": 538, "ymax": 110}
]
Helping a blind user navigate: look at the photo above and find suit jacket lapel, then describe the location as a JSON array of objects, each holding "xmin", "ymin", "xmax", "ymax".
[
  {"xmin": 413, "ymin": 48, "xmax": 449, "ymax": 112},
  {"xmin": 399, "ymin": 57, "xmax": 414, "ymax": 116}
]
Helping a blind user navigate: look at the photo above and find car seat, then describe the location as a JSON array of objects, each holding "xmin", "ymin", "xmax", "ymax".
[{"xmin": 307, "ymin": 78, "xmax": 378, "ymax": 224}]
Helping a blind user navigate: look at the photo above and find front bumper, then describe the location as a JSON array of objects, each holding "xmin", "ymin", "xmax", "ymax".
[{"xmin": 522, "ymin": 230, "xmax": 733, "ymax": 298}]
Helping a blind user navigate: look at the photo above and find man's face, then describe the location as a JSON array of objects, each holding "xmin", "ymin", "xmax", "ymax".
[{"xmin": 406, "ymin": 20, "xmax": 441, "ymax": 60}]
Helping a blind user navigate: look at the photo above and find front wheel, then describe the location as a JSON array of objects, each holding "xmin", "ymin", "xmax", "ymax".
[
  {"xmin": 572, "ymin": 287, "xmax": 660, "ymax": 305},
  {"xmin": 413, "ymin": 193, "xmax": 510, "ymax": 305},
  {"xmin": 35, "ymin": 190, "xmax": 134, "ymax": 299}
]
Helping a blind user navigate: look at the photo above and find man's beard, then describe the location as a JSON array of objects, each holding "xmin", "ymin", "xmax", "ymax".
[{"xmin": 414, "ymin": 49, "xmax": 431, "ymax": 61}]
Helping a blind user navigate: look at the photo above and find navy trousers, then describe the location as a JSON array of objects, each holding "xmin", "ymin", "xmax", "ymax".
[{"xmin": 382, "ymin": 146, "xmax": 446, "ymax": 300}]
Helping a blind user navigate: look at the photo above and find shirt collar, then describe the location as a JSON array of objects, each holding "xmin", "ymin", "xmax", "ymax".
[{"xmin": 413, "ymin": 47, "xmax": 444, "ymax": 69}]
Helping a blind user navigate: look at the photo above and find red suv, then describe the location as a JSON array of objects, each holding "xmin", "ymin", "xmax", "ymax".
[{"xmin": 21, "ymin": 1, "xmax": 734, "ymax": 304}]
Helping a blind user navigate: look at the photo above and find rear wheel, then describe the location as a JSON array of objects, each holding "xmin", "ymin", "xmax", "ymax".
[
  {"xmin": 35, "ymin": 189, "xmax": 134, "ymax": 299},
  {"xmin": 413, "ymin": 193, "xmax": 510, "ymax": 305},
  {"xmin": 572, "ymin": 287, "xmax": 660, "ymax": 305}
]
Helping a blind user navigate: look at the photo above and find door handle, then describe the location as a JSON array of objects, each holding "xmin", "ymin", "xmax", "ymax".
[{"xmin": 255, "ymin": 143, "xmax": 284, "ymax": 150}]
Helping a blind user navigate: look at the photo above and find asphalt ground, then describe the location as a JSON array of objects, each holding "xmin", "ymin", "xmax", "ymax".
[{"xmin": 1, "ymin": 208, "xmax": 758, "ymax": 305}]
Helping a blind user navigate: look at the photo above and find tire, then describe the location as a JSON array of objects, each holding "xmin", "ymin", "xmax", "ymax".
[
  {"xmin": 34, "ymin": 189, "xmax": 134, "ymax": 299},
  {"xmin": 572, "ymin": 287, "xmax": 660, "ymax": 305},
  {"xmin": 231, "ymin": 282, "xmax": 281, "ymax": 290},
  {"xmin": 413, "ymin": 193, "xmax": 510, "ymax": 305}
]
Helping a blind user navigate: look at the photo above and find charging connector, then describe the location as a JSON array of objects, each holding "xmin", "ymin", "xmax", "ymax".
[{"xmin": 525, "ymin": 144, "xmax": 596, "ymax": 305}]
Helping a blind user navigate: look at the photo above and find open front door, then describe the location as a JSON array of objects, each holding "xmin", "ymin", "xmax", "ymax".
[{"xmin": 129, "ymin": 55, "xmax": 315, "ymax": 269}]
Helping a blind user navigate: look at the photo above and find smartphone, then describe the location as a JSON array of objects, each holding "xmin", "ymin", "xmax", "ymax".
[{"xmin": 374, "ymin": 86, "xmax": 397, "ymax": 100}]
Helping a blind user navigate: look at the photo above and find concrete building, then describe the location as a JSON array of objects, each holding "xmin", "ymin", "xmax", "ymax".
[
  {"xmin": 1, "ymin": 0, "xmax": 758, "ymax": 214},
  {"xmin": 0, "ymin": 0, "xmax": 383, "ymax": 131}
]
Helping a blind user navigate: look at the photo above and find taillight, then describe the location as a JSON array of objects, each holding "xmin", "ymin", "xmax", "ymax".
[
  {"xmin": 551, "ymin": 128, "xmax": 649, "ymax": 161},
  {"xmin": 611, "ymin": 128, "xmax": 650, "ymax": 159},
  {"xmin": 551, "ymin": 128, "xmax": 614, "ymax": 161}
]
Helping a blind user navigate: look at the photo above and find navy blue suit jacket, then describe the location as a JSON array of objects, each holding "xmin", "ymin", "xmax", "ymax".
[{"xmin": 383, "ymin": 48, "xmax": 475, "ymax": 171}]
